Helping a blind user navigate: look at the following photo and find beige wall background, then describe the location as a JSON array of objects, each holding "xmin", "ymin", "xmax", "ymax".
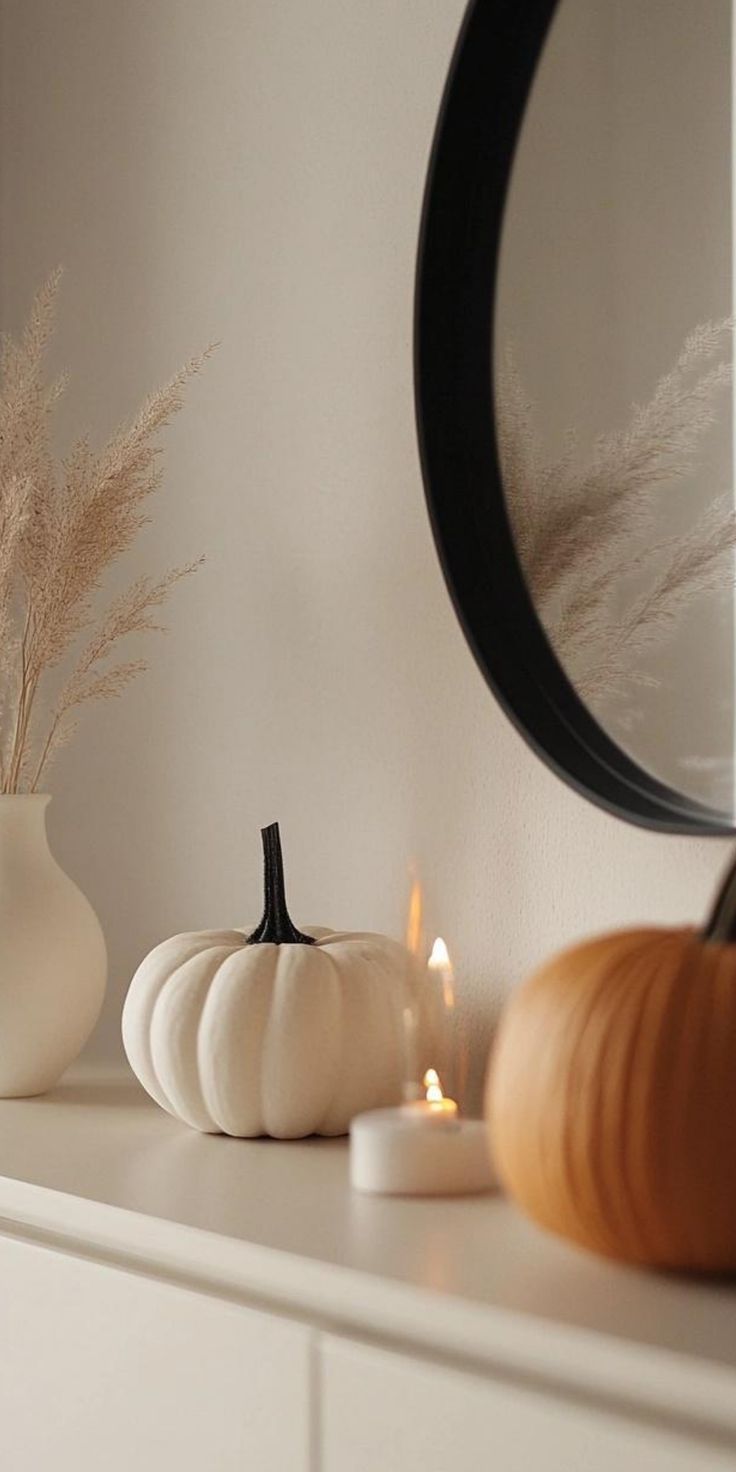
[{"xmin": 0, "ymin": 0, "xmax": 730, "ymax": 1107}]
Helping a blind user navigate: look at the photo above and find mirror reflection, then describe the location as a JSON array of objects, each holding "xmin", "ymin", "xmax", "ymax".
[{"xmin": 495, "ymin": 0, "xmax": 734, "ymax": 816}]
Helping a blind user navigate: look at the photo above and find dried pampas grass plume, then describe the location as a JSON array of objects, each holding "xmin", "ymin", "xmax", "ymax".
[
  {"xmin": 0, "ymin": 271, "xmax": 211, "ymax": 791},
  {"xmin": 497, "ymin": 319, "xmax": 734, "ymax": 703}
]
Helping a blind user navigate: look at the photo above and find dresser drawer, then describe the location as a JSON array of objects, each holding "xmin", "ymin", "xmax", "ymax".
[
  {"xmin": 0, "ymin": 1233, "xmax": 310, "ymax": 1472},
  {"xmin": 320, "ymin": 1335, "xmax": 734, "ymax": 1472}
]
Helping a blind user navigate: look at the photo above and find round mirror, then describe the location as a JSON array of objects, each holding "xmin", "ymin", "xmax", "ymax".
[{"xmin": 416, "ymin": 0, "xmax": 735, "ymax": 833}]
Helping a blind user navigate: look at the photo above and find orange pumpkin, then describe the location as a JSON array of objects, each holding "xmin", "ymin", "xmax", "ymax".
[{"xmin": 486, "ymin": 862, "xmax": 736, "ymax": 1271}]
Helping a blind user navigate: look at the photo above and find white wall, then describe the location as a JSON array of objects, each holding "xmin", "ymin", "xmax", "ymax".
[{"xmin": 0, "ymin": 0, "xmax": 730, "ymax": 1108}]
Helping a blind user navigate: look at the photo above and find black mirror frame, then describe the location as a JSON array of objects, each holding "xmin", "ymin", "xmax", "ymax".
[{"xmin": 414, "ymin": 0, "xmax": 732, "ymax": 835}]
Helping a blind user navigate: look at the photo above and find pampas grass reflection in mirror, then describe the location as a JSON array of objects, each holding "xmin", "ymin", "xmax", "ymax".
[
  {"xmin": 0, "ymin": 271, "xmax": 210, "ymax": 792},
  {"xmin": 498, "ymin": 319, "xmax": 735, "ymax": 705}
]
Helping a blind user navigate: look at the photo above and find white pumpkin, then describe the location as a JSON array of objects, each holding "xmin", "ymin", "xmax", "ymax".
[{"xmin": 122, "ymin": 823, "xmax": 411, "ymax": 1137}]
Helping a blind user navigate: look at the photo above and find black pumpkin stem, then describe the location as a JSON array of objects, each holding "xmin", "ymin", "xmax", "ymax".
[
  {"xmin": 247, "ymin": 822, "xmax": 315, "ymax": 946},
  {"xmin": 703, "ymin": 848, "xmax": 736, "ymax": 943}
]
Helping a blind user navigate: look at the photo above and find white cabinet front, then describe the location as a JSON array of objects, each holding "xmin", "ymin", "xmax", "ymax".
[
  {"xmin": 320, "ymin": 1335, "xmax": 734, "ymax": 1472},
  {"xmin": 0, "ymin": 1233, "xmax": 311, "ymax": 1472}
]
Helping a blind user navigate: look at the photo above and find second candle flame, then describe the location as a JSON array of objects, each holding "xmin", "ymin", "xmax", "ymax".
[{"xmin": 428, "ymin": 936, "xmax": 456, "ymax": 1009}]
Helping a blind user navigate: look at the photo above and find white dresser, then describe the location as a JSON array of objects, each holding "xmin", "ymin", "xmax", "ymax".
[{"xmin": 0, "ymin": 1072, "xmax": 734, "ymax": 1471}]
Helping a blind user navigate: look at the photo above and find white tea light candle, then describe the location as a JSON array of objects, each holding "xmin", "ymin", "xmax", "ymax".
[{"xmin": 350, "ymin": 1066, "xmax": 496, "ymax": 1197}]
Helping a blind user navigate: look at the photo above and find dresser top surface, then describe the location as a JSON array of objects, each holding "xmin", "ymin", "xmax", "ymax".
[{"xmin": 0, "ymin": 1069, "xmax": 733, "ymax": 1380}]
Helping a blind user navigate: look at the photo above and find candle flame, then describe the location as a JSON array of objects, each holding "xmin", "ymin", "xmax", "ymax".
[
  {"xmin": 423, "ymin": 1067, "xmax": 445, "ymax": 1104},
  {"xmin": 406, "ymin": 877, "xmax": 423, "ymax": 958},
  {"xmin": 428, "ymin": 936, "xmax": 456, "ymax": 1009},
  {"xmin": 428, "ymin": 937, "xmax": 449, "ymax": 970}
]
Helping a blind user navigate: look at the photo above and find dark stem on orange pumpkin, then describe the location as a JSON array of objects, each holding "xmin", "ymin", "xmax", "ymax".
[
  {"xmin": 702, "ymin": 849, "xmax": 736, "ymax": 943},
  {"xmin": 247, "ymin": 822, "xmax": 315, "ymax": 946}
]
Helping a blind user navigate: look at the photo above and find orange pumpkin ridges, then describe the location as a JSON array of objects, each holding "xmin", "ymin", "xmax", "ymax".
[{"xmin": 486, "ymin": 848, "xmax": 736, "ymax": 1272}]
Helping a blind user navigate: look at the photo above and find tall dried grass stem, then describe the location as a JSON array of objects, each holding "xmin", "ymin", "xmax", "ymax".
[{"xmin": 0, "ymin": 273, "xmax": 209, "ymax": 791}]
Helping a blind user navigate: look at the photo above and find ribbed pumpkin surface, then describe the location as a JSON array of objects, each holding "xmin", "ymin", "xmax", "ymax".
[{"xmin": 487, "ymin": 927, "xmax": 736, "ymax": 1270}]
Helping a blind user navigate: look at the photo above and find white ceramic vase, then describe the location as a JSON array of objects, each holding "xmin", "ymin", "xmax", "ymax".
[{"xmin": 0, "ymin": 795, "xmax": 107, "ymax": 1097}]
